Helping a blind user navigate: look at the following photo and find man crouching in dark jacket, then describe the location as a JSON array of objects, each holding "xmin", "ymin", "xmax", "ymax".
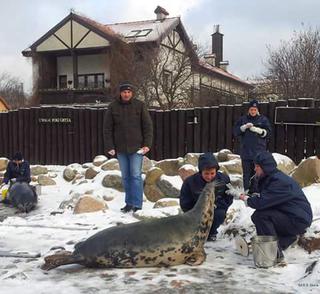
[
  {"xmin": 238, "ymin": 151, "xmax": 313, "ymax": 260},
  {"xmin": 179, "ymin": 153, "xmax": 233, "ymax": 241}
]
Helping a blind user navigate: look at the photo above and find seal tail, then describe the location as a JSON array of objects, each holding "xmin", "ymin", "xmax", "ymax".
[{"xmin": 41, "ymin": 251, "xmax": 83, "ymax": 271}]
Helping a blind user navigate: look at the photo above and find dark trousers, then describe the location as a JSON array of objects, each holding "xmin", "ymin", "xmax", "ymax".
[
  {"xmin": 209, "ymin": 208, "xmax": 226, "ymax": 236},
  {"xmin": 251, "ymin": 209, "xmax": 308, "ymax": 250},
  {"xmin": 241, "ymin": 159, "xmax": 255, "ymax": 190}
]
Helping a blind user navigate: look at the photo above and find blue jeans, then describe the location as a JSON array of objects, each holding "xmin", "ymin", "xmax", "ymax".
[{"xmin": 117, "ymin": 152, "xmax": 144, "ymax": 208}]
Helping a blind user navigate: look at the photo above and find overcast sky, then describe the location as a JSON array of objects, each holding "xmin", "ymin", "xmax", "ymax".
[{"xmin": 0, "ymin": 0, "xmax": 319, "ymax": 93}]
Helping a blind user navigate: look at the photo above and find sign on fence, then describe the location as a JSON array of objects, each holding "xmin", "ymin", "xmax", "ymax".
[{"xmin": 275, "ymin": 107, "xmax": 320, "ymax": 126}]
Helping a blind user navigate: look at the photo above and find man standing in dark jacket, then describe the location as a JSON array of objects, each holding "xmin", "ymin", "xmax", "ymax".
[
  {"xmin": 238, "ymin": 151, "xmax": 313, "ymax": 259},
  {"xmin": 234, "ymin": 100, "xmax": 271, "ymax": 191},
  {"xmin": 3, "ymin": 152, "xmax": 31, "ymax": 184},
  {"xmin": 179, "ymin": 153, "xmax": 233, "ymax": 241},
  {"xmin": 103, "ymin": 82, "xmax": 153, "ymax": 213}
]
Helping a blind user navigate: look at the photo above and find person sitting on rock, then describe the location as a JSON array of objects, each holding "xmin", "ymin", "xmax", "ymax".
[
  {"xmin": 3, "ymin": 152, "xmax": 31, "ymax": 185},
  {"xmin": 179, "ymin": 152, "xmax": 233, "ymax": 241},
  {"xmin": 236, "ymin": 151, "xmax": 313, "ymax": 262}
]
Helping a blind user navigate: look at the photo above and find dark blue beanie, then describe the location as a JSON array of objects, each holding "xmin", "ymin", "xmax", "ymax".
[{"xmin": 249, "ymin": 99, "xmax": 259, "ymax": 109}]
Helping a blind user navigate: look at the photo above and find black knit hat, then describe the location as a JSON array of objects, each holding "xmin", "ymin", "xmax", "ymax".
[
  {"xmin": 248, "ymin": 99, "xmax": 259, "ymax": 109},
  {"xmin": 119, "ymin": 81, "xmax": 134, "ymax": 92},
  {"xmin": 13, "ymin": 151, "xmax": 23, "ymax": 161}
]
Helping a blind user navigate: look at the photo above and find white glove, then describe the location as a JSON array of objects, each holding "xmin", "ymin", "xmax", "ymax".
[
  {"xmin": 240, "ymin": 123, "xmax": 253, "ymax": 132},
  {"xmin": 250, "ymin": 126, "xmax": 267, "ymax": 137}
]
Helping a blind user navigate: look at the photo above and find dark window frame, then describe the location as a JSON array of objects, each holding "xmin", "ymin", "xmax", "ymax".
[
  {"xmin": 77, "ymin": 73, "xmax": 105, "ymax": 89},
  {"xmin": 126, "ymin": 29, "xmax": 152, "ymax": 38}
]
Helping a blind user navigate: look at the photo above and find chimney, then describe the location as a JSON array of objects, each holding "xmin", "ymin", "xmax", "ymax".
[
  {"xmin": 154, "ymin": 6, "xmax": 169, "ymax": 20},
  {"xmin": 212, "ymin": 25, "xmax": 223, "ymax": 67},
  {"xmin": 219, "ymin": 60, "xmax": 229, "ymax": 71}
]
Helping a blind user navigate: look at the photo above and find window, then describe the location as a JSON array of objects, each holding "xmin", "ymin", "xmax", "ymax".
[
  {"xmin": 78, "ymin": 76, "xmax": 85, "ymax": 88},
  {"xmin": 87, "ymin": 75, "xmax": 95, "ymax": 88},
  {"xmin": 59, "ymin": 75, "xmax": 67, "ymax": 89},
  {"xmin": 126, "ymin": 29, "xmax": 152, "ymax": 38},
  {"xmin": 77, "ymin": 73, "xmax": 105, "ymax": 88},
  {"xmin": 126, "ymin": 30, "xmax": 140, "ymax": 38},
  {"xmin": 137, "ymin": 29, "xmax": 152, "ymax": 37}
]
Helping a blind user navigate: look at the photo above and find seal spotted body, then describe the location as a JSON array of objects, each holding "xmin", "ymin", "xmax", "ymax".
[{"xmin": 42, "ymin": 182, "xmax": 216, "ymax": 270}]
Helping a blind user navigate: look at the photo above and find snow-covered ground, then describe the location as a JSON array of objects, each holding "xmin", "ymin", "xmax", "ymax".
[{"xmin": 0, "ymin": 165, "xmax": 319, "ymax": 294}]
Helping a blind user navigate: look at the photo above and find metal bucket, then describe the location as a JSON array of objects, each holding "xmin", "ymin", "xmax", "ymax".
[{"xmin": 251, "ymin": 235, "xmax": 278, "ymax": 268}]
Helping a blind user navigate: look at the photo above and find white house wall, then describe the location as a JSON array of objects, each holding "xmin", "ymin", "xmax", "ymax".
[
  {"xmin": 76, "ymin": 31, "xmax": 110, "ymax": 48},
  {"xmin": 57, "ymin": 56, "xmax": 73, "ymax": 87},
  {"xmin": 56, "ymin": 54, "xmax": 109, "ymax": 88},
  {"xmin": 37, "ymin": 35, "xmax": 68, "ymax": 51},
  {"xmin": 35, "ymin": 20, "xmax": 110, "ymax": 52},
  {"xmin": 78, "ymin": 54, "xmax": 109, "ymax": 77},
  {"xmin": 72, "ymin": 21, "xmax": 90, "ymax": 46},
  {"xmin": 55, "ymin": 21, "xmax": 71, "ymax": 48}
]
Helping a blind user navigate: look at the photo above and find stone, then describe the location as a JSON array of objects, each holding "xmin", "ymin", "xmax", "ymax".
[
  {"xmin": 63, "ymin": 167, "xmax": 76, "ymax": 181},
  {"xmin": 291, "ymin": 156, "xmax": 320, "ymax": 187},
  {"xmin": 142, "ymin": 156, "xmax": 154, "ymax": 173},
  {"xmin": 93, "ymin": 155, "xmax": 108, "ymax": 167},
  {"xmin": 85, "ymin": 167, "xmax": 99, "ymax": 179},
  {"xmin": 59, "ymin": 192, "xmax": 81, "ymax": 210},
  {"xmin": 38, "ymin": 175, "xmax": 56, "ymax": 186},
  {"xmin": 144, "ymin": 184, "xmax": 165, "ymax": 202},
  {"xmin": 227, "ymin": 153, "xmax": 241, "ymax": 160},
  {"xmin": 101, "ymin": 159, "xmax": 120, "ymax": 171},
  {"xmin": 216, "ymin": 149, "xmax": 232, "ymax": 162},
  {"xmin": 155, "ymin": 158, "xmax": 184, "ymax": 176},
  {"xmin": 102, "ymin": 172, "xmax": 124, "ymax": 191},
  {"xmin": 30, "ymin": 165, "xmax": 48, "ymax": 176},
  {"xmin": 184, "ymin": 153, "xmax": 201, "ymax": 167},
  {"xmin": 0, "ymin": 158, "xmax": 9, "ymax": 171},
  {"xmin": 219, "ymin": 158, "xmax": 243, "ymax": 175},
  {"xmin": 178, "ymin": 164, "xmax": 197, "ymax": 181},
  {"xmin": 103, "ymin": 195, "xmax": 115, "ymax": 202},
  {"xmin": 153, "ymin": 198, "xmax": 179, "ymax": 208},
  {"xmin": 72, "ymin": 174, "xmax": 84, "ymax": 184},
  {"xmin": 73, "ymin": 195, "xmax": 107, "ymax": 214},
  {"xmin": 273, "ymin": 153, "xmax": 296, "ymax": 175},
  {"xmin": 157, "ymin": 176, "xmax": 180, "ymax": 198},
  {"xmin": 145, "ymin": 167, "xmax": 164, "ymax": 185}
]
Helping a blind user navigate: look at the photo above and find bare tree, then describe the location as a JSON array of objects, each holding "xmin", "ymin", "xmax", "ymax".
[
  {"xmin": 264, "ymin": 27, "xmax": 320, "ymax": 99},
  {"xmin": 0, "ymin": 72, "xmax": 26, "ymax": 108},
  {"xmin": 109, "ymin": 38, "xmax": 195, "ymax": 109}
]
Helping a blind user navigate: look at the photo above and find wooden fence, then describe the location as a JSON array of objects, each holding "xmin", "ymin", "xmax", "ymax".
[{"xmin": 0, "ymin": 98, "xmax": 319, "ymax": 165}]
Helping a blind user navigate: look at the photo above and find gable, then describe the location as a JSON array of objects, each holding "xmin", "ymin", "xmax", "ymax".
[
  {"xmin": 35, "ymin": 19, "xmax": 110, "ymax": 52},
  {"xmin": 161, "ymin": 30, "xmax": 186, "ymax": 53}
]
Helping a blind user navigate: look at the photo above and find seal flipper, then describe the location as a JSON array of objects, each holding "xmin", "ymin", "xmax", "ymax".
[
  {"xmin": 41, "ymin": 250, "xmax": 83, "ymax": 271},
  {"xmin": 185, "ymin": 249, "xmax": 206, "ymax": 266}
]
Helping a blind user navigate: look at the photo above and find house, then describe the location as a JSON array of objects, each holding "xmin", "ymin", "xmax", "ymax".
[
  {"xmin": 0, "ymin": 96, "xmax": 10, "ymax": 112},
  {"xmin": 22, "ymin": 6, "xmax": 252, "ymax": 107}
]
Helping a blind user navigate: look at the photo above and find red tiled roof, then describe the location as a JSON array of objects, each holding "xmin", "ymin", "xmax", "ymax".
[
  {"xmin": 74, "ymin": 13, "xmax": 119, "ymax": 40},
  {"xmin": 198, "ymin": 60, "xmax": 252, "ymax": 87}
]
